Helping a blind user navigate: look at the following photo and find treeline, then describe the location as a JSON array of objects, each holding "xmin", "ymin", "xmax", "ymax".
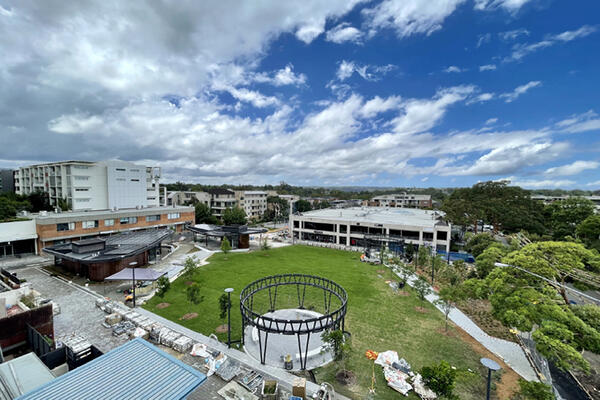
[{"xmin": 0, "ymin": 191, "xmax": 70, "ymax": 222}]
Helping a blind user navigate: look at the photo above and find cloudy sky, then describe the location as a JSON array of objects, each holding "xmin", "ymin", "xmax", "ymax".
[{"xmin": 1, "ymin": 1, "xmax": 599, "ymax": 189}]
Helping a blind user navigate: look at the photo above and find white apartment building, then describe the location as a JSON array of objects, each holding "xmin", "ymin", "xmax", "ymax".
[
  {"xmin": 14, "ymin": 160, "xmax": 161, "ymax": 211},
  {"xmin": 165, "ymin": 191, "xmax": 211, "ymax": 207},
  {"xmin": 290, "ymin": 207, "xmax": 450, "ymax": 251},
  {"xmin": 235, "ymin": 191, "xmax": 267, "ymax": 220},
  {"xmin": 207, "ymin": 188, "xmax": 237, "ymax": 218},
  {"xmin": 370, "ymin": 193, "xmax": 432, "ymax": 208}
]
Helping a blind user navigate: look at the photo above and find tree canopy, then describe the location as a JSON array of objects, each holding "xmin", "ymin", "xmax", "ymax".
[
  {"xmin": 194, "ymin": 202, "xmax": 218, "ymax": 224},
  {"xmin": 222, "ymin": 206, "xmax": 247, "ymax": 225},
  {"xmin": 295, "ymin": 199, "xmax": 312, "ymax": 213},
  {"xmin": 548, "ymin": 197, "xmax": 595, "ymax": 240},
  {"xmin": 576, "ymin": 214, "xmax": 600, "ymax": 251}
]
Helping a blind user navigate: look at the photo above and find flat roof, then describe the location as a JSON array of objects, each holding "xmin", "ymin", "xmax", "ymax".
[
  {"xmin": 17, "ymin": 338, "xmax": 206, "ymax": 400},
  {"xmin": 0, "ymin": 353, "xmax": 55, "ymax": 399},
  {"xmin": 43, "ymin": 229, "xmax": 171, "ymax": 263},
  {"xmin": 295, "ymin": 207, "xmax": 448, "ymax": 229},
  {"xmin": 33, "ymin": 205, "xmax": 193, "ymax": 223}
]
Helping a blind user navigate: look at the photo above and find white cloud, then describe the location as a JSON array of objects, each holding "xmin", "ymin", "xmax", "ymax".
[
  {"xmin": 254, "ymin": 64, "xmax": 307, "ymax": 86},
  {"xmin": 506, "ymin": 177, "xmax": 576, "ymax": 189},
  {"xmin": 485, "ymin": 118, "xmax": 498, "ymax": 125},
  {"xmin": 586, "ymin": 180, "xmax": 600, "ymax": 187},
  {"xmin": 555, "ymin": 110, "xmax": 600, "ymax": 134},
  {"xmin": 545, "ymin": 160, "xmax": 599, "ymax": 176},
  {"xmin": 48, "ymin": 113, "xmax": 103, "ymax": 134},
  {"xmin": 421, "ymin": 177, "xmax": 429, "ymax": 182},
  {"xmin": 335, "ymin": 60, "xmax": 396, "ymax": 81},
  {"xmin": 362, "ymin": 0, "xmax": 467, "ymax": 38},
  {"xmin": 443, "ymin": 66, "xmax": 464, "ymax": 73},
  {"xmin": 479, "ymin": 64, "xmax": 496, "ymax": 71},
  {"xmin": 499, "ymin": 81, "xmax": 541, "ymax": 103},
  {"xmin": 474, "ymin": 0, "xmax": 532, "ymax": 12},
  {"xmin": 325, "ymin": 22, "xmax": 363, "ymax": 44},
  {"xmin": 467, "ymin": 92, "xmax": 494, "ymax": 105},
  {"xmin": 499, "ymin": 28, "xmax": 529, "ymax": 41},
  {"xmin": 477, "ymin": 33, "xmax": 491, "ymax": 48},
  {"xmin": 507, "ymin": 25, "xmax": 597, "ymax": 61},
  {"xmin": 224, "ymin": 87, "xmax": 280, "ymax": 108}
]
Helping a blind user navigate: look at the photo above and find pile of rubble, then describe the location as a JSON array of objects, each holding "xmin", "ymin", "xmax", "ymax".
[{"xmin": 374, "ymin": 350, "xmax": 437, "ymax": 399}]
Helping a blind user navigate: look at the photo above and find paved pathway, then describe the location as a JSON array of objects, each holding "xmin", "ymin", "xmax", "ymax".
[{"xmin": 390, "ymin": 264, "xmax": 539, "ymax": 382}]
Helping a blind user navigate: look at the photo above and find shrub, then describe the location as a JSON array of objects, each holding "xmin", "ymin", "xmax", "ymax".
[
  {"xmin": 156, "ymin": 275, "xmax": 170, "ymax": 298},
  {"xmin": 420, "ymin": 360, "xmax": 457, "ymax": 398}
]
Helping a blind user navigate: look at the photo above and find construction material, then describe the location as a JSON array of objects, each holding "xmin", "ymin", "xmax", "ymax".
[
  {"xmin": 292, "ymin": 377, "xmax": 306, "ymax": 399},
  {"xmin": 173, "ymin": 336, "xmax": 193, "ymax": 353},
  {"xmin": 104, "ymin": 313, "xmax": 122, "ymax": 326},
  {"xmin": 217, "ymin": 381, "xmax": 258, "ymax": 400}
]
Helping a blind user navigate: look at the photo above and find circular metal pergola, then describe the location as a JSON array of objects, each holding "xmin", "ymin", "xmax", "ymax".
[{"xmin": 240, "ymin": 274, "xmax": 348, "ymax": 370}]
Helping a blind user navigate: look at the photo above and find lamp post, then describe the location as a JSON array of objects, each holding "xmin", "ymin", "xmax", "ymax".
[
  {"xmin": 224, "ymin": 288, "xmax": 234, "ymax": 348},
  {"xmin": 430, "ymin": 245, "xmax": 436, "ymax": 285},
  {"xmin": 130, "ymin": 261, "xmax": 138, "ymax": 308},
  {"xmin": 480, "ymin": 358, "xmax": 501, "ymax": 400}
]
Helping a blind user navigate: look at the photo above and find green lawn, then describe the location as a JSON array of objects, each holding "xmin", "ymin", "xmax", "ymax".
[{"xmin": 144, "ymin": 245, "xmax": 494, "ymax": 399}]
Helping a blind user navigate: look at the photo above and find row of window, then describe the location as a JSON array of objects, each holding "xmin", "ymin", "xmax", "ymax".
[{"xmin": 56, "ymin": 213, "xmax": 180, "ymax": 231}]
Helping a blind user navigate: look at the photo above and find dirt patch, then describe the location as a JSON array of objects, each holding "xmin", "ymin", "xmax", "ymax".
[
  {"xmin": 377, "ymin": 269, "xmax": 386, "ymax": 274},
  {"xmin": 414, "ymin": 306, "xmax": 429, "ymax": 313},
  {"xmin": 397, "ymin": 291, "xmax": 410, "ymax": 296},
  {"xmin": 436, "ymin": 326, "xmax": 457, "ymax": 337},
  {"xmin": 336, "ymin": 370, "xmax": 357, "ymax": 386},
  {"xmin": 156, "ymin": 303, "xmax": 170, "ymax": 309},
  {"xmin": 215, "ymin": 324, "xmax": 230, "ymax": 333},
  {"xmin": 454, "ymin": 324, "xmax": 521, "ymax": 399},
  {"xmin": 457, "ymin": 299, "xmax": 516, "ymax": 342},
  {"xmin": 180, "ymin": 312, "xmax": 198, "ymax": 320},
  {"xmin": 184, "ymin": 281, "xmax": 194, "ymax": 286}
]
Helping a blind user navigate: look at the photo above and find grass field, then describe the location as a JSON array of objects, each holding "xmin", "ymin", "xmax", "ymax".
[{"xmin": 144, "ymin": 245, "xmax": 498, "ymax": 399}]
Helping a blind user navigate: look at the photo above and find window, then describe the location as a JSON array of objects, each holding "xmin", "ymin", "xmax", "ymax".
[
  {"xmin": 82, "ymin": 220, "xmax": 98, "ymax": 229},
  {"xmin": 116, "ymin": 168, "xmax": 126, "ymax": 171},
  {"xmin": 73, "ymin": 176, "xmax": 89, "ymax": 181},
  {"xmin": 75, "ymin": 198, "xmax": 90, "ymax": 202},
  {"xmin": 130, "ymin": 169, "xmax": 140, "ymax": 172},
  {"xmin": 130, "ymin": 179, "xmax": 140, "ymax": 182},
  {"xmin": 120, "ymin": 217, "xmax": 138, "ymax": 224},
  {"xmin": 146, "ymin": 215, "xmax": 161, "ymax": 222},
  {"xmin": 167, "ymin": 213, "xmax": 180, "ymax": 219},
  {"xmin": 73, "ymin": 165, "xmax": 89, "ymax": 170},
  {"xmin": 116, "ymin": 178, "xmax": 126, "ymax": 181},
  {"xmin": 57, "ymin": 222, "xmax": 75, "ymax": 231},
  {"xmin": 104, "ymin": 219, "xmax": 115, "ymax": 226},
  {"xmin": 75, "ymin": 188, "xmax": 89, "ymax": 192}
]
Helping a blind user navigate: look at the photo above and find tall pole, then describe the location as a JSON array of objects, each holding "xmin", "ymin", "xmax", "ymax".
[
  {"xmin": 225, "ymin": 288, "xmax": 234, "ymax": 348},
  {"xmin": 431, "ymin": 246, "xmax": 435, "ymax": 285},
  {"xmin": 130, "ymin": 261, "xmax": 138, "ymax": 308},
  {"xmin": 486, "ymin": 368, "xmax": 492, "ymax": 400},
  {"xmin": 480, "ymin": 358, "xmax": 500, "ymax": 400}
]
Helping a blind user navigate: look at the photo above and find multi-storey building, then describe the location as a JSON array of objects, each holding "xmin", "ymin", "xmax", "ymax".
[
  {"xmin": 290, "ymin": 207, "xmax": 450, "ymax": 251},
  {"xmin": 369, "ymin": 193, "xmax": 432, "ymax": 209},
  {"xmin": 0, "ymin": 169, "xmax": 14, "ymax": 194},
  {"xmin": 208, "ymin": 188, "xmax": 237, "ymax": 219},
  {"xmin": 14, "ymin": 160, "xmax": 161, "ymax": 211},
  {"xmin": 165, "ymin": 191, "xmax": 211, "ymax": 207},
  {"xmin": 235, "ymin": 191, "xmax": 267, "ymax": 220}
]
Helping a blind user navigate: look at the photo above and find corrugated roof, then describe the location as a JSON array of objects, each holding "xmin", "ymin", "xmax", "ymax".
[{"xmin": 17, "ymin": 339, "xmax": 206, "ymax": 400}]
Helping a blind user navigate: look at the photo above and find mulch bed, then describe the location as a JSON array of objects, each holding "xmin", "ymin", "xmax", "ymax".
[
  {"xmin": 156, "ymin": 303, "xmax": 170, "ymax": 309},
  {"xmin": 397, "ymin": 291, "xmax": 410, "ymax": 296},
  {"xmin": 336, "ymin": 370, "xmax": 357, "ymax": 386},
  {"xmin": 180, "ymin": 312, "xmax": 198, "ymax": 320},
  {"xmin": 215, "ymin": 324, "xmax": 230, "ymax": 333},
  {"xmin": 185, "ymin": 281, "xmax": 194, "ymax": 286},
  {"xmin": 414, "ymin": 306, "xmax": 429, "ymax": 313}
]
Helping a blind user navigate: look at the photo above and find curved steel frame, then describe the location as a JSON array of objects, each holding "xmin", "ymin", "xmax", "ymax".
[{"xmin": 240, "ymin": 274, "xmax": 348, "ymax": 370}]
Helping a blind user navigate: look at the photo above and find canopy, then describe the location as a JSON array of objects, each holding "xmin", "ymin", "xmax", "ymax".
[{"xmin": 105, "ymin": 268, "xmax": 167, "ymax": 281}]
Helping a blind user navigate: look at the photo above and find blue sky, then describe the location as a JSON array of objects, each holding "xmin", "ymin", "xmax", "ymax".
[{"xmin": 0, "ymin": 0, "xmax": 599, "ymax": 189}]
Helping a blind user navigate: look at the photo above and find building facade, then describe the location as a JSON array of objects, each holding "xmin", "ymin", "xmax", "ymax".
[
  {"xmin": 14, "ymin": 160, "xmax": 161, "ymax": 211},
  {"xmin": 0, "ymin": 169, "xmax": 14, "ymax": 194},
  {"xmin": 235, "ymin": 191, "xmax": 267, "ymax": 220},
  {"xmin": 369, "ymin": 193, "xmax": 432, "ymax": 209},
  {"xmin": 208, "ymin": 188, "xmax": 237, "ymax": 219},
  {"xmin": 290, "ymin": 207, "xmax": 450, "ymax": 251},
  {"xmin": 165, "ymin": 191, "xmax": 211, "ymax": 207}
]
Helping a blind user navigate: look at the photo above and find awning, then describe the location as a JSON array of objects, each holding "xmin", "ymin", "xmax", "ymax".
[{"xmin": 105, "ymin": 268, "xmax": 167, "ymax": 281}]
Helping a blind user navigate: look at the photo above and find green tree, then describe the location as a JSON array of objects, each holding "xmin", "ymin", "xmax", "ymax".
[
  {"xmin": 156, "ymin": 275, "xmax": 170, "ymax": 298},
  {"xmin": 420, "ymin": 360, "xmax": 457, "ymax": 398},
  {"xmin": 57, "ymin": 197, "xmax": 71, "ymax": 211},
  {"xmin": 513, "ymin": 379, "xmax": 555, "ymax": 400},
  {"xmin": 186, "ymin": 283, "xmax": 203, "ymax": 310},
  {"xmin": 576, "ymin": 214, "xmax": 600, "ymax": 250},
  {"xmin": 222, "ymin": 206, "xmax": 247, "ymax": 225},
  {"xmin": 194, "ymin": 202, "xmax": 214, "ymax": 224},
  {"xmin": 413, "ymin": 276, "xmax": 431, "ymax": 301},
  {"xmin": 464, "ymin": 233, "xmax": 497, "ymax": 258},
  {"xmin": 27, "ymin": 190, "xmax": 52, "ymax": 212},
  {"xmin": 474, "ymin": 245, "xmax": 507, "ymax": 278},
  {"xmin": 295, "ymin": 199, "xmax": 312, "ymax": 213},
  {"xmin": 548, "ymin": 197, "xmax": 595, "ymax": 240},
  {"xmin": 435, "ymin": 287, "xmax": 461, "ymax": 332},
  {"xmin": 183, "ymin": 257, "xmax": 197, "ymax": 277},
  {"xmin": 0, "ymin": 197, "xmax": 17, "ymax": 221},
  {"xmin": 218, "ymin": 293, "xmax": 229, "ymax": 321},
  {"xmin": 221, "ymin": 237, "xmax": 232, "ymax": 253},
  {"xmin": 404, "ymin": 243, "xmax": 415, "ymax": 262},
  {"xmin": 417, "ymin": 245, "xmax": 430, "ymax": 267},
  {"xmin": 321, "ymin": 329, "xmax": 350, "ymax": 362}
]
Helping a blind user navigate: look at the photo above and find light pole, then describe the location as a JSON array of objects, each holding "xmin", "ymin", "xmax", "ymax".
[
  {"xmin": 480, "ymin": 358, "xmax": 501, "ymax": 400},
  {"xmin": 130, "ymin": 261, "xmax": 138, "ymax": 308},
  {"xmin": 225, "ymin": 288, "xmax": 234, "ymax": 348}
]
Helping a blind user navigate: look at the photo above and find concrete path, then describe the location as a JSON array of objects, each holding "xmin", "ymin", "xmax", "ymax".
[{"xmin": 392, "ymin": 265, "xmax": 538, "ymax": 381}]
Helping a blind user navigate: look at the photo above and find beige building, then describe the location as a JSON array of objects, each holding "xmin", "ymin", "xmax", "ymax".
[
  {"xmin": 369, "ymin": 193, "xmax": 432, "ymax": 209},
  {"xmin": 235, "ymin": 191, "xmax": 268, "ymax": 220},
  {"xmin": 165, "ymin": 191, "xmax": 210, "ymax": 207}
]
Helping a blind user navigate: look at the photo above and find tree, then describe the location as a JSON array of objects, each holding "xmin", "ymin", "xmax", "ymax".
[
  {"xmin": 474, "ymin": 245, "xmax": 507, "ymax": 278},
  {"xmin": 221, "ymin": 237, "xmax": 232, "ymax": 253},
  {"xmin": 576, "ymin": 214, "xmax": 600, "ymax": 251},
  {"xmin": 548, "ymin": 197, "xmax": 595, "ymax": 240},
  {"xmin": 27, "ymin": 190, "xmax": 52, "ymax": 212},
  {"xmin": 266, "ymin": 196, "xmax": 289, "ymax": 222},
  {"xmin": 0, "ymin": 197, "xmax": 17, "ymax": 221},
  {"xmin": 156, "ymin": 275, "xmax": 170, "ymax": 298},
  {"xmin": 464, "ymin": 233, "xmax": 497, "ymax": 258},
  {"xmin": 420, "ymin": 360, "xmax": 457, "ymax": 398},
  {"xmin": 183, "ymin": 257, "xmax": 197, "ymax": 277},
  {"xmin": 194, "ymin": 202, "xmax": 213, "ymax": 224},
  {"xmin": 260, "ymin": 237, "xmax": 270, "ymax": 251},
  {"xmin": 435, "ymin": 287, "xmax": 463, "ymax": 331},
  {"xmin": 218, "ymin": 293, "xmax": 229, "ymax": 321},
  {"xmin": 513, "ymin": 379, "xmax": 555, "ymax": 400},
  {"xmin": 413, "ymin": 276, "xmax": 431, "ymax": 301},
  {"xmin": 57, "ymin": 197, "xmax": 71, "ymax": 211},
  {"xmin": 404, "ymin": 243, "xmax": 415, "ymax": 262},
  {"xmin": 295, "ymin": 199, "xmax": 312, "ymax": 213},
  {"xmin": 186, "ymin": 283, "xmax": 203, "ymax": 310},
  {"xmin": 417, "ymin": 246, "xmax": 430, "ymax": 267},
  {"xmin": 321, "ymin": 329, "xmax": 350, "ymax": 362},
  {"xmin": 223, "ymin": 206, "xmax": 247, "ymax": 225}
]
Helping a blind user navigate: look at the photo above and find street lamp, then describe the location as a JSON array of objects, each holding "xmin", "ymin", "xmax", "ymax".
[
  {"xmin": 130, "ymin": 261, "xmax": 138, "ymax": 308},
  {"xmin": 480, "ymin": 358, "xmax": 501, "ymax": 400},
  {"xmin": 224, "ymin": 288, "xmax": 234, "ymax": 348}
]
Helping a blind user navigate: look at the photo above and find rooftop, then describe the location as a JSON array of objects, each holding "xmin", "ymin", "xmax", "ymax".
[
  {"xmin": 207, "ymin": 188, "xmax": 234, "ymax": 195},
  {"xmin": 296, "ymin": 207, "xmax": 448, "ymax": 228},
  {"xmin": 33, "ymin": 205, "xmax": 193, "ymax": 222},
  {"xmin": 17, "ymin": 338, "xmax": 206, "ymax": 400}
]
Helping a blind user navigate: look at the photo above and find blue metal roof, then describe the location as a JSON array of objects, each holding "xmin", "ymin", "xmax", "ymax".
[{"xmin": 17, "ymin": 338, "xmax": 206, "ymax": 400}]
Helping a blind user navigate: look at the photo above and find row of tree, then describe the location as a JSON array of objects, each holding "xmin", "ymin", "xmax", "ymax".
[{"xmin": 0, "ymin": 191, "xmax": 70, "ymax": 221}]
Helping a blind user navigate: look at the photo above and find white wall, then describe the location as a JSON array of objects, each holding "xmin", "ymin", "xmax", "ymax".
[
  {"xmin": 71, "ymin": 164, "xmax": 108, "ymax": 210},
  {"xmin": 104, "ymin": 161, "xmax": 148, "ymax": 209},
  {"xmin": 0, "ymin": 220, "xmax": 37, "ymax": 243}
]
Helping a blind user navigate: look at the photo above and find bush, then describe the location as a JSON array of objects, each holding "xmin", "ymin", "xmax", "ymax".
[
  {"xmin": 413, "ymin": 276, "xmax": 431, "ymax": 301},
  {"xmin": 221, "ymin": 237, "xmax": 232, "ymax": 253},
  {"xmin": 512, "ymin": 379, "xmax": 554, "ymax": 400},
  {"xmin": 420, "ymin": 360, "xmax": 457, "ymax": 398},
  {"xmin": 156, "ymin": 275, "xmax": 170, "ymax": 298}
]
